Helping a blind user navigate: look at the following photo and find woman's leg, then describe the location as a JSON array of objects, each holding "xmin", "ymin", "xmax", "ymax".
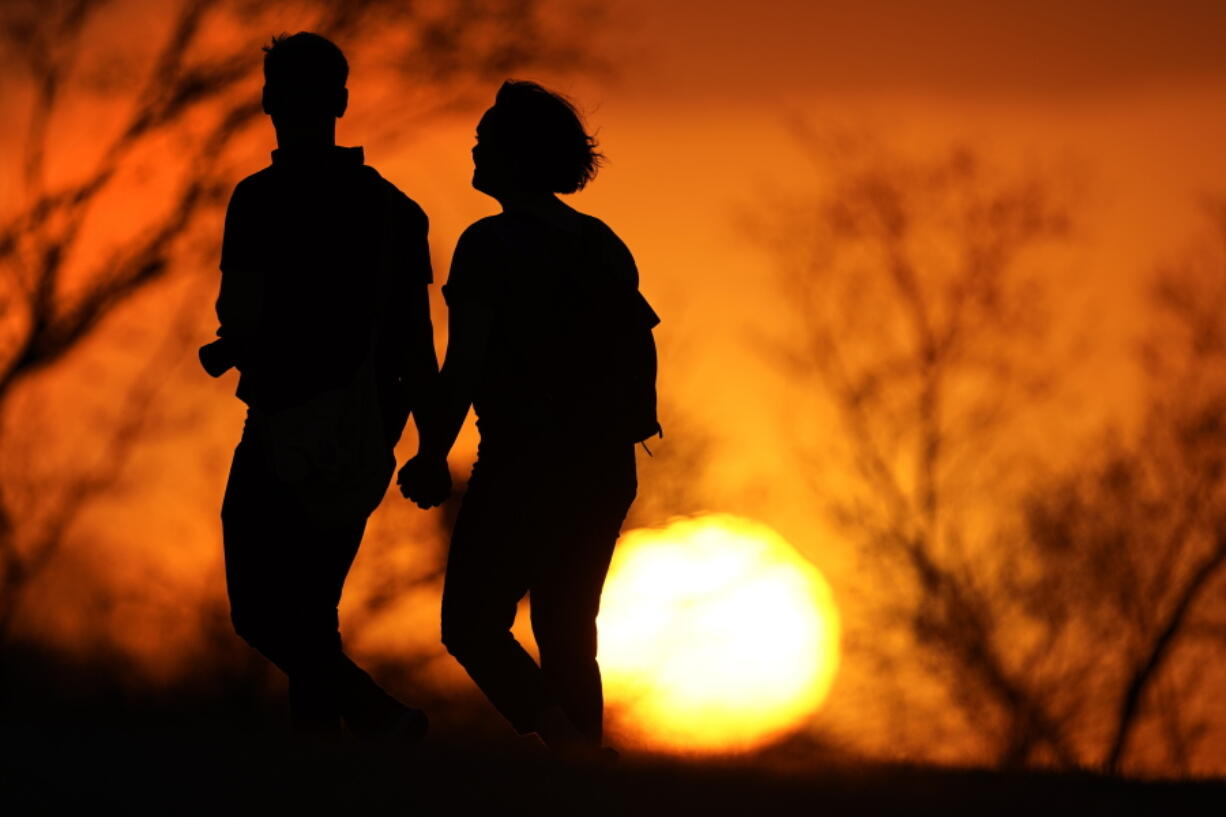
[
  {"xmin": 528, "ymin": 520, "xmax": 619, "ymax": 743},
  {"xmin": 439, "ymin": 455, "xmax": 552, "ymax": 734},
  {"xmin": 529, "ymin": 443, "xmax": 637, "ymax": 745}
]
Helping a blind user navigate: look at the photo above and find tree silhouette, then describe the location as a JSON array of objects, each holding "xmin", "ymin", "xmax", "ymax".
[
  {"xmin": 1022, "ymin": 200, "xmax": 1226, "ymax": 775},
  {"xmin": 0, "ymin": 0, "xmax": 601, "ymax": 645},
  {"xmin": 753, "ymin": 130, "xmax": 1079, "ymax": 766},
  {"xmin": 756, "ymin": 127, "xmax": 1226, "ymax": 774}
]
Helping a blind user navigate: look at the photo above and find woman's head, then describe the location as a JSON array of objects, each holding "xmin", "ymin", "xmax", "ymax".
[{"xmin": 472, "ymin": 80, "xmax": 603, "ymax": 196}]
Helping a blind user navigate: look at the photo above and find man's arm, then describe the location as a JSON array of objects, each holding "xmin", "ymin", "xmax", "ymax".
[
  {"xmin": 402, "ymin": 278, "xmax": 438, "ymax": 419},
  {"xmin": 200, "ymin": 182, "xmax": 261, "ymax": 377},
  {"xmin": 376, "ymin": 191, "xmax": 438, "ymax": 448},
  {"xmin": 399, "ymin": 198, "xmax": 439, "ymax": 421}
]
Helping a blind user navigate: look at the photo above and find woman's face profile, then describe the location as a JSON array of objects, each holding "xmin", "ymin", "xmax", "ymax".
[{"xmin": 472, "ymin": 107, "xmax": 511, "ymax": 196}]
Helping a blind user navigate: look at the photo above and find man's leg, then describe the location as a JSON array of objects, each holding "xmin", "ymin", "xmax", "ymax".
[
  {"xmin": 270, "ymin": 508, "xmax": 422, "ymax": 739},
  {"xmin": 303, "ymin": 510, "xmax": 424, "ymax": 740},
  {"xmin": 222, "ymin": 434, "xmax": 412, "ymax": 736},
  {"xmin": 283, "ymin": 509, "xmax": 366, "ymax": 733},
  {"xmin": 223, "ymin": 437, "xmax": 336, "ymax": 731}
]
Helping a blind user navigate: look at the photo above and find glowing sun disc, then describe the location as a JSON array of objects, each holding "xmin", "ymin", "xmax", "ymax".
[{"xmin": 598, "ymin": 513, "xmax": 840, "ymax": 754}]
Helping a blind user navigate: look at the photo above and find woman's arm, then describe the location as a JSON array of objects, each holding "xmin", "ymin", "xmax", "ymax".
[
  {"xmin": 415, "ymin": 297, "xmax": 494, "ymax": 459},
  {"xmin": 398, "ymin": 221, "xmax": 498, "ymax": 508}
]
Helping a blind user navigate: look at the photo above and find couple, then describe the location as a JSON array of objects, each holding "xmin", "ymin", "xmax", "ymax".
[{"xmin": 198, "ymin": 32, "xmax": 660, "ymax": 760}]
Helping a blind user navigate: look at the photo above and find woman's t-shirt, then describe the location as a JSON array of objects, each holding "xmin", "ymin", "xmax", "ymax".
[{"xmin": 442, "ymin": 209, "xmax": 655, "ymax": 443}]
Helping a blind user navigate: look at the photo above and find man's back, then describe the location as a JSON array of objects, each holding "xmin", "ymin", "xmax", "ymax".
[{"xmin": 212, "ymin": 145, "xmax": 432, "ymax": 428}]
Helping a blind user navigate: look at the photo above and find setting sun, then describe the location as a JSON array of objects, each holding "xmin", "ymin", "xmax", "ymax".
[{"xmin": 597, "ymin": 514, "xmax": 840, "ymax": 754}]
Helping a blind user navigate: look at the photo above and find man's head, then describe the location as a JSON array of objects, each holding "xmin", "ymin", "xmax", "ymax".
[{"xmin": 261, "ymin": 32, "xmax": 348, "ymax": 123}]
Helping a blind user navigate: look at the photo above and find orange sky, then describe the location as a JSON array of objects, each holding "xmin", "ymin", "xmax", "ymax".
[
  {"xmin": 5, "ymin": 0, "xmax": 1226, "ymax": 769},
  {"xmin": 363, "ymin": 4, "xmax": 1226, "ymax": 762},
  {"xmin": 367, "ymin": 0, "xmax": 1226, "ymax": 558}
]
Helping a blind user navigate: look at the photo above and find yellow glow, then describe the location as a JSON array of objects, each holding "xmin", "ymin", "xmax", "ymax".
[{"xmin": 598, "ymin": 514, "xmax": 840, "ymax": 754}]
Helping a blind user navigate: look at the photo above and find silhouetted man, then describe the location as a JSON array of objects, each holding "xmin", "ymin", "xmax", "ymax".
[{"xmin": 199, "ymin": 32, "xmax": 436, "ymax": 740}]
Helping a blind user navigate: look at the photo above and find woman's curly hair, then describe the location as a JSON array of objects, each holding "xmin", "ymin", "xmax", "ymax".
[{"xmin": 490, "ymin": 80, "xmax": 604, "ymax": 194}]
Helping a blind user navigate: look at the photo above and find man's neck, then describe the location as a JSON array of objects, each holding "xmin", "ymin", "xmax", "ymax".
[{"xmin": 273, "ymin": 118, "xmax": 337, "ymax": 152}]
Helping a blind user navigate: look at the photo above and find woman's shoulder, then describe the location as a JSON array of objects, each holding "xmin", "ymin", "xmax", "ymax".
[
  {"xmin": 572, "ymin": 209, "xmax": 622, "ymax": 240},
  {"xmin": 577, "ymin": 213, "xmax": 635, "ymax": 270},
  {"xmin": 457, "ymin": 215, "xmax": 505, "ymax": 244},
  {"xmin": 574, "ymin": 210, "xmax": 613, "ymax": 235},
  {"xmin": 456, "ymin": 209, "xmax": 632, "ymax": 263}
]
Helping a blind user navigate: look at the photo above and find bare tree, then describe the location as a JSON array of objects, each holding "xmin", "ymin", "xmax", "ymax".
[
  {"xmin": 1023, "ymin": 200, "xmax": 1226, "ymax": 775},
  {"xmin": 0, "ymin": 0, "xmax": 602, "ymax": 645},
  {"xmin": 752, "ymin": 130, "xmax": 1080, "ymax": 767}
]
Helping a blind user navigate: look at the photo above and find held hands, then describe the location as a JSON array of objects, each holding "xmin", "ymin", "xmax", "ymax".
[{"xmin": 397, "ymin": 454, "xmax": 452, "ymax": 509}]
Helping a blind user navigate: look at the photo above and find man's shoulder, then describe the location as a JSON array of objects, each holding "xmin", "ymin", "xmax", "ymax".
[
  {"xmin": 361, "ymin": 166, "xmax": 428, "ymax": 228},
  {"xmin": 224, "ymin": 167, "xmax": 278, "ymax": 219},
  {"xmin": 221, "ymin": 168, "xmax": 275, "ymax": 246},
  {"xmin": 231, "ymin": 165, "xmax": 276, "ymax": 197}
]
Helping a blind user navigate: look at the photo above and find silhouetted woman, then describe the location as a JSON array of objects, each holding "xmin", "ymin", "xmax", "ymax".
[{"xmin": 397, "ymin": 80, "xmax": 659, "ymax": 757}]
